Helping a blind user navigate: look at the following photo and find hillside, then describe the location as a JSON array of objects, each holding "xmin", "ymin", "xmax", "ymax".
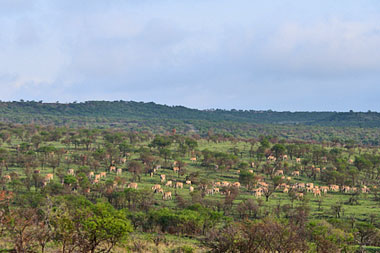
[
  {"xmin": 0, "ymin": 100, "xmax": 378, "ymax": 126},
  {"xmin": 1, "ymin": 101, "xmax": 380, "ymax": 144}
]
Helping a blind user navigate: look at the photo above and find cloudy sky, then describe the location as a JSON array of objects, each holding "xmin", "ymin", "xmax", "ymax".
[{"xmin": 1, "ymin": 0, "xmax": 380, "ymax": 111}]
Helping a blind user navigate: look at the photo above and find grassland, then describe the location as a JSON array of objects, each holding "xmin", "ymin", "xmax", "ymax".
[{"xmin": 2, "ymin": 124, "xmax": 380, "ymax": 252}]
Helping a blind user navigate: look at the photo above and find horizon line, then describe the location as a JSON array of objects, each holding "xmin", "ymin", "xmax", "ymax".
[{"xmin": 0, "ymin": 99, "xmax": 377, "ymax": 114}]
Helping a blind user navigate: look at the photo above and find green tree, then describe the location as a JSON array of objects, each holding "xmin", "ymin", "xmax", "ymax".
[
  {"xmin": 308, "ymin": 220, "xmax": 353, "ymax": 252},
  {"xmin": 151, "ymin": 135, "xmax": 172, "ymax": 150},
  {"xmin": 52, "ymin": 197, "xmax": 133, "ymax": 253},
  {"xmin": 271, "ymin": 144, "xmax": 286, "ymax": 160},
  {"xmin": 127, "ymin": 160, "xmax": 143, "ymax": 182},
  {"xmin": 239, "ymin": 170, "xmax": 256, "ymax": 190}
]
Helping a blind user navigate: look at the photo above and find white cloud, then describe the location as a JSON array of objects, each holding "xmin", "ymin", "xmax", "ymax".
[
  {"xmin": 264, "ymin": 20, "xmax": 380, "ymax": 76},
  {"xmin": 0, "ymin": 0, "xmax": 380, "ymax": 111}
]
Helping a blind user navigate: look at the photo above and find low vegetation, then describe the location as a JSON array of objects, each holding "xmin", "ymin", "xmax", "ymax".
[{"xmin": 0, "ymin": 122, "xmax": 380, "ymax": 252}]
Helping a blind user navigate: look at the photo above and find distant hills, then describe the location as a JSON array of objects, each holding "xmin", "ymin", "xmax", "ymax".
[
  {"xmin": 0, "ymin": 100, "xmax": 379, "ymax": 128},
  {"xmin": 1, "ymin": 101, "xmax": 380, "ymax": 144}
]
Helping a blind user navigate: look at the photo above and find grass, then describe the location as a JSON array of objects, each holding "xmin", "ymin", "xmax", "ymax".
[
  {"xmin": 7, "ymin": 138, "xmax": 379, "ymax": 222},
  {"xmin": 4, "ymin": 138, "xmax": 380, "ymax": 251}
]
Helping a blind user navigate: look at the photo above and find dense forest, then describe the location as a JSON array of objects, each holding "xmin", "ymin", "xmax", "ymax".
[{"xmin": 1, "ymin": 101, "xmax": 380, "ymax": 145}]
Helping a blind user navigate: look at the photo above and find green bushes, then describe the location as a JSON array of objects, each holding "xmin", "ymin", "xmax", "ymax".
[
  {"xmin": 0, "ymin": 196, "xmax": 133, "ymax": 252},
  {"xmin": 205, "ymin": 218, "xmax": 355, "ymax": 253},
  {"xmin": 145, "ymin": 206, "xmax": 223, "ymax": 235}
]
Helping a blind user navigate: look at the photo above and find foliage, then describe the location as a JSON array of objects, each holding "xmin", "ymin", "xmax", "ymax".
[{"xmin": 0, "ymin": 120, "xmax": 379, "ymax": 251}]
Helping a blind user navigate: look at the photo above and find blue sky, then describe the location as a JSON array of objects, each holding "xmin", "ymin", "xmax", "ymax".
[{"xmin": 1, "ymin": 0, "xmax": 380, "ymax": 111}]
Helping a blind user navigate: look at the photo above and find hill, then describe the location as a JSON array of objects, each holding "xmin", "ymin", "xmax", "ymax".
[
  {"xmin": 0, "ymin": 100, "xmax": 379, "ymax": 126},
  {"xmin": 0, "ymin": 100, "xmax": 380, "ymax": 143}
]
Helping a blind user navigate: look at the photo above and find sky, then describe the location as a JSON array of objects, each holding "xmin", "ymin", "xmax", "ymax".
[{"xmin": 1, "ymin": 0, "xmax": 380, "ymax": 111}]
